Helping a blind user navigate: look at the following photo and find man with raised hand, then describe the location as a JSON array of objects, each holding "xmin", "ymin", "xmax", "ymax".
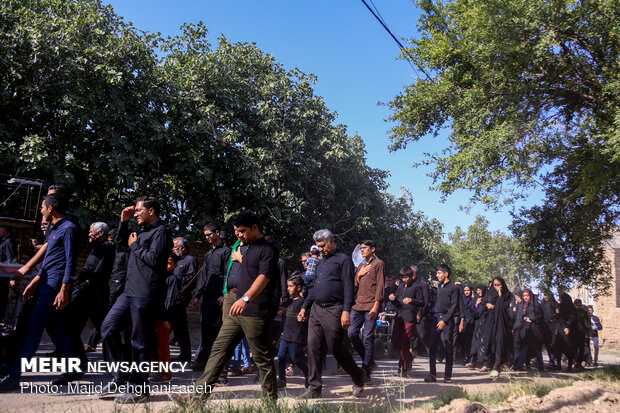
[{"xmin": 100, "ymin": 196, "xmax": 172, "ymax": 403}]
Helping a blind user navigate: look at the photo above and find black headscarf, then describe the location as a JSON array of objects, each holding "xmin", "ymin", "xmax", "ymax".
[{"xmin": 480, "ymin": 276, "xmax": 514, "ymax": 362}]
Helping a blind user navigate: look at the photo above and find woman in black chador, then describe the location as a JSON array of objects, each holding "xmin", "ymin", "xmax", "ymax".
[
  {"xmin": 540, "ymin": 290, "xmax": 559, "ymax": 367},
  {"xmin": 552, "ymin": 293, "xmax": 578, "ymax": 371},
  {"xmin": 480, "ymin": 276, "xmax": 513, "ymax": 378},
  {"xmin": 465, "ymin": 285, "xmax": 487, "ymax": 369},
  {"xmin": 512, "ymin": 289, "xmax": 544, "ymax": 371}
]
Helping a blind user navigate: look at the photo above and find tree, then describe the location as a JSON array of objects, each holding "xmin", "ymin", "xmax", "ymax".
[
  {"xmin": 0, "ymin": 0, "xmax": 442, "ymax": 271},
  {"xmin": 0, "ymin": 0, "xmax": 167, "ymax": 227},
  {"xmin": 443, "ymin": 216, "xmax": 535, "ymax": 290},
  {"xmin": 389, "ymin": 0, "xmax": 619, "ymax": 290}
]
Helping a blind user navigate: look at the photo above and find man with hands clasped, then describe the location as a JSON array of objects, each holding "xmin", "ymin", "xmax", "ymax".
[
  {"xmin": 296, "ymin": 229, "xmax": 366, "ymax": 399},
  {"xmin": 347, "ymin": 239, "xmax": 385, "ymax": 382}
]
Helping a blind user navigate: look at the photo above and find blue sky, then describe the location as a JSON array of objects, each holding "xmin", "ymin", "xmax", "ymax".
[{"xmin": 104, "ymin": 0, "xmax": 539, "ymax": 235}]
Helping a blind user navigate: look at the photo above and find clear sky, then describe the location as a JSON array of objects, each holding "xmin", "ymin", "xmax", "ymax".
[{"xmin": 104, "ymin": 0, "xmax": 540, "ymax": 235}]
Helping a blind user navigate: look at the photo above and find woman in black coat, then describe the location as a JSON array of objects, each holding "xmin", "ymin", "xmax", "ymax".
[
  {"xmin": 465, "ymin": 285, "xmax": 487, "ymax": 368},
  {"xmin": 512, "ymin": 289, "xmax": 544, "ymax": 370},
  {"xmin": 480, "ymin": 277, "xmax": 513, "ymax": 378},
  {"xmin": 553, "ymin": 293, "xmax": 578, "ymax": 371}
]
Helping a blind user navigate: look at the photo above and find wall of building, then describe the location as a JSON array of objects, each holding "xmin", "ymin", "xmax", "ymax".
[{"xmin": 594, "ymin": 234, "xmax": 620, "ymax": 351}]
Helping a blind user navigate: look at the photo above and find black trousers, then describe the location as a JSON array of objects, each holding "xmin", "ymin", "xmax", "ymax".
[
  {"xmin": 194, "ymin": 295, "xmax": 222, "ymax": 367},
  {"xmin": 307, "ymin": 304, "xmax": 364, "ymax": 393},
  {"xmin": 101, "ymin": 293, "xmax": 155, "ymax": 385},
  {"xmin": 64, "ymin": 288, "xmax": 109, "ymax": 364},
  {"xmin": 169, "ymin": 300, "xmax": 192, "ymax": 361}
]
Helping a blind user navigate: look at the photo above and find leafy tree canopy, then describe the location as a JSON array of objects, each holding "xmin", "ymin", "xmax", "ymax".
[
  {"xmin": 389, "ymin": 0, "xmax": 620, "ymax": 290},
  {"xmin": 0, "ymin": 0, "xmax": 440, "ymax": 273}
]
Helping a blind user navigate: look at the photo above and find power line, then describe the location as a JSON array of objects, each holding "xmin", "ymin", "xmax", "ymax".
[{"xmin": 360, "ymin": 0, "xmax": 434, "ymax": 82}]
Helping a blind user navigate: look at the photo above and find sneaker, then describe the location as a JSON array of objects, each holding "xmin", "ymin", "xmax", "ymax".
[
  {"xmin": 479, "ymin": 366, "xmax": 491, "ymax": 372},
  {"xmin": 241, "ymin": 366, "xmax": 254, "ymax": 374},
  {"xmin": 0, "ymin": 376, "xmax": 19, "ymax": 392},
  {"xmin": 276, "ymin": 379, "xmax": 286, "ymax": 389},
  {"xmin": 489, "ymin": 370, "xmax": 499, "ymax": 378},
  {"xmin": 443, "ymin": 378, "xmax": 452, "ymax": 383},
  {"xmin": 423, "ymin": 374, "xmax": 437, "ymax": 382},
  {"xmin": 98, "ymin": 378, "xmax": 127, "ymax": 396},
  {"xmin": 285, "ymin": 365, "xmax": 294, "ymax": 376},
  {"xmin": 115, "ymin": 392, "xmax": 149, "ymax": 404},
  {"xmin": 352, "ymin": 370, "xmax": 365, "ymax": 397},
  {"xmin": 465, "ymin": 363, "xmax": 475, "ymax": 369}
]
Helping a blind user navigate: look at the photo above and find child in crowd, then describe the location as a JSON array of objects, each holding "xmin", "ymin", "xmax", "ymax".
[{"xmin": 277, "ymin": 275, "xmax": 309, "ymax": 388}]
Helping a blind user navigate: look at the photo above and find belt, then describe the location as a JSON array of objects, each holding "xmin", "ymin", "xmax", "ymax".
[
  {"xmin": 315, "ymin": 301, "xmax": 341, "ymax": 308},
  {"xmin": 229, "ymin": 288, "xmax": 238, "ymax": 293}
]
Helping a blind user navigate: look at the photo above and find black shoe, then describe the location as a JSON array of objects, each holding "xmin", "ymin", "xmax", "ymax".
[
  {"xmin": 115, "ymin": 392, "xmax": 149, "ymax": 404},
  {"xmin": 214, "ymin": 377, "xmax": 229, "ymax": 387},
  {"xmin": 0, "ymin": 376, "xmax": 19, "ymax": 392},
  {"xmin": 148, "ymin": 374, "xmax": 172, "ymax": 384},
  {"xmin": 298, "ymin": 389, "xmax": 321, "ymax": 399},
  {"xmin": 51, "ymin": 372, "xmax": 84, "ymax": 386},
  {"xmin": 424, "ymin": 374, "xmax": 437, "ymax": 382}
]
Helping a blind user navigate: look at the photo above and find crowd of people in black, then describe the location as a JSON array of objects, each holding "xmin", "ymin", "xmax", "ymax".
[{"xmin": 0, "ymin": 185, "xmax": 605, "ymax": 405}]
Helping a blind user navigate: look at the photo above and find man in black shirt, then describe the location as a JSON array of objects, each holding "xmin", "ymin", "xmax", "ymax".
[
  {"xmin": 410, "ymin": 265, "xmax": 431, "ymax": 354},
  {"xmin": 100, "ymin": 196, "xmax": 173, "ymax": 403},
  {"xmin": 181, "ymin": 211, "xmax": 279, "ymax": 402},
  {"xmin": 297, "ymin": 229, "xmax": 365, "ymax": 398},
  {"xmin": 191, "ymin": 222, "xmax": 231, "ymax": 370},
  {"xmin": 168, "ymin": 237, "xmax": 198, "ymax": 362},
  {"xmin": 425, "ymin": 264, "xmax": 460, "ymax": 383}
]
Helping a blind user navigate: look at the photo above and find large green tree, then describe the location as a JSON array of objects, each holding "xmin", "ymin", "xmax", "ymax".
[
  {"xmin": 389, "ymin": 0, "xmax": 619, "ymax": 290},
  {"xmin": 0, "ymin": 0, "xmax": 440, "ymax": 272},
  {"xmin": 443, "ymin": 216, "xmax": 536, "ymax": 290}
]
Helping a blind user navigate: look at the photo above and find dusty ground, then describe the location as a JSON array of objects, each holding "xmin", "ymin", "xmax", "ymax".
[
  {"xmin": 1, "ymin": 334, "xmax": 619, "ymax": 412},
  {"xmin": 434, "ymin": 380, "xmax": 620, "ymax": 413}
]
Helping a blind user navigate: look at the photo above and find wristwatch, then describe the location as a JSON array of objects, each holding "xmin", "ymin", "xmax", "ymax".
[{"xmin": 242, "ymin": 295, "xmax": 250, "ymax": 303}]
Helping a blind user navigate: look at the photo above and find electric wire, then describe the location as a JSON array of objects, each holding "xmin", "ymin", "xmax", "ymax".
[{"xmin": 360, "ymin": 0, "xmax": 434, "ymax": 82}]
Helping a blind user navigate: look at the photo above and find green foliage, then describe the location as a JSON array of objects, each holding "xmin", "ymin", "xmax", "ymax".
[
  {"xmin": 0, "ymin": 0, "xmax": 440, "ymax": 268},
  {"xmin": 580, "ymin": 365, "xmax": 620, "ymax": 382},
  {"xmin": 168, "ymin": 399, "xmax": 387, "ymax": 413},
  {"xmin": 389, "ymin": 0, "xmax": 620, "ymax": 290},
  {"xmin": 441, "ymin": 216, "xmax": 536, "ymax": 289}
]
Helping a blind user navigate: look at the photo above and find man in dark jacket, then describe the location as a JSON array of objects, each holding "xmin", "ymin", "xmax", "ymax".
[
  {"xmin": 191, "ymin": 223, "xmax": 231, "ymax": 371},
  {"xmin": 168, "ymin": 237, "xmax": 198, "ymax": 362},
  {"xmin": 100, "ymin": 196, "xmax": 173, "ymax": 403},
  {"xmin": 61, "ymin": 222, "xmax": 115, "ymax": 376}
]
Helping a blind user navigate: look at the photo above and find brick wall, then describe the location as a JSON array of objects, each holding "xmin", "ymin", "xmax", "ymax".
[{"xmin": 595, "ymin": 235, "xmax": 620, "ymax": 350}]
